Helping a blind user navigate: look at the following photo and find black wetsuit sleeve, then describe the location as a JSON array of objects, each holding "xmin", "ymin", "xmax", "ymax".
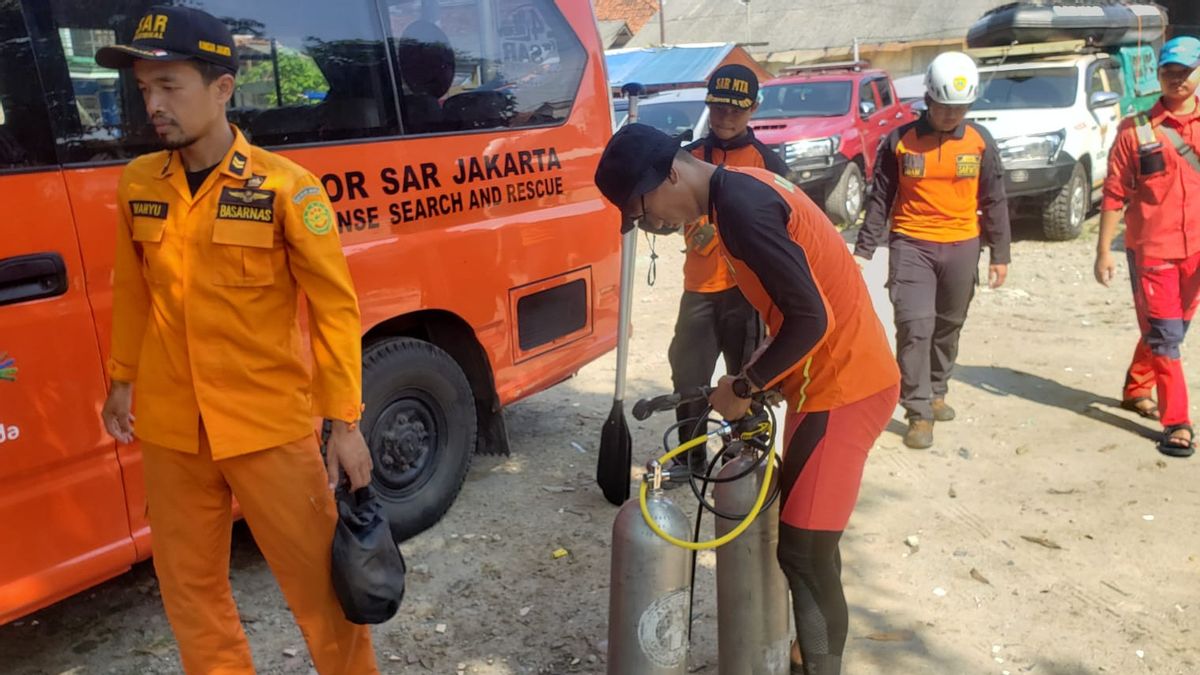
[
  {"xmin": 855, "ymin": 129, "xmax": 901, "ymax": 260},
  {"xmin": 974, "ymin": 123, "xmax": 1011, "ymax": 265},
  {"xmin": 754, "ymin": 140, "xmax": 791, "ymax": 177},
  {"xmin": 716, "ymin": 174, "xmax": 830, "ymax": 389}
]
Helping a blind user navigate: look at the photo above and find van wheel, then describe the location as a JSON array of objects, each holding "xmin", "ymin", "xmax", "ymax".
[
  {"xmin": 362, "ymin": 338, "xmax": 476, "ymax": 542},
  {"xmin": 1042, "ymin": 162, "xmax": 1088, "ymax": 241},
  {"xmin": 825, "ymin": 161, "xmax": 865, "ymax": 227}
]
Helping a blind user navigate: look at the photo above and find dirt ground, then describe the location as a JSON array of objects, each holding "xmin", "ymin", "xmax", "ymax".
[{"xmin": 3, "ymin": 215, "xmax": 1199, "ymax": 675}]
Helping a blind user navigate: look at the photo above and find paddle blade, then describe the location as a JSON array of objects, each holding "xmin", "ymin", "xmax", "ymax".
[{"xmin": 596, "ymin": 400, "xmax": 633, "ymax": 505}]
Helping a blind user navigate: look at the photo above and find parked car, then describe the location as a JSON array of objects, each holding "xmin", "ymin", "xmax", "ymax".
[
  {"xmin": 969, "ymin": 43, "xmax": 1129, "ymax": 240},
  {"xmin": 615, "ymin": 87, "xmax": 709, "ymax": 143},
  {"xmin": 750, "ymin": 63, "xmax": 910, "ymax": 226}
]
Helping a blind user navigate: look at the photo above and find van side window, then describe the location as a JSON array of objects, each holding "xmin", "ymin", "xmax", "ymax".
[
  {"xmin": 0, "ymin": 5, "xmax": 58, "ymax": 170},
  {"xmin": 382, "ymin": 0, "xmax": 586, "ymax": 134},
  {"xmin": 33, "ymin": 0, "xmax": 400, "ymax": 163}
]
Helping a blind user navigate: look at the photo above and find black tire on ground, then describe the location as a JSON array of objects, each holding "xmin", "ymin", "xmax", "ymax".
[
  {"xmin": 361, "ymin": 337, "xmax": 476, "ymax": 542},
  {"xmin": 1041, "ymin": 162, "xmax": 1088, "ymax": 241},
  {"xmin": 824, "ymin": 161, "xmax": 865, "ymax": 227}
]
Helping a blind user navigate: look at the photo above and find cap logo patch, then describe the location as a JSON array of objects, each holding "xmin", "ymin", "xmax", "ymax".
[
  {"xmin": 953, "ymin": 76, "xmax": 968, "ymax": 92},
  {"xmin": 199, "ymin": 40, "xmax": 232, "ymax": 57},
  {"xmin": 134, "ymin": 14, "xmax": 169, "ymax": 41}
]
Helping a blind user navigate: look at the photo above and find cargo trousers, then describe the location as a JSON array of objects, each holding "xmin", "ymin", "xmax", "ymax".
[
  {"xmin": 141, "ymin": 427, "xmax": 379, "ymax": 674},
  {"xmin": 887, "ymin": 233, "xmax": 981, "ymax": 421}
]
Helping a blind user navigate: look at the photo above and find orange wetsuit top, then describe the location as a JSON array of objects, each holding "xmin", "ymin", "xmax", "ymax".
[{"xmin": 712, "ymin": 166, "xmax": 899, "ymax": 411}]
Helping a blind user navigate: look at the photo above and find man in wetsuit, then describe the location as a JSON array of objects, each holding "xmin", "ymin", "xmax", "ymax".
[{"xmin": 595, "ymin": 123, "xmax": 900, "ymax": 675}]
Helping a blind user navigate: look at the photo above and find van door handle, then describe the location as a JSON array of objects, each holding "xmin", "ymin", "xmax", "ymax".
[{"xmin": 0, "ymin": 252, "xmax": 68, "ymax": 307}]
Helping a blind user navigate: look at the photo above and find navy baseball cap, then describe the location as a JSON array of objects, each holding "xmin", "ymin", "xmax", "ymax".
[
  {"xmin": 595, "ymin": 124, "xmax": 681, "ymax": 233},
  {"xmin": 96, "ymin": 5, "xmax": 238, "ymax": 73},
  {"xmin": 1160, "ymin": 36, "xmax": 1200, "ymax": 69},
  {"xmin": 706, "ymin": 64, "xmax": 759, "ymax": 109}
]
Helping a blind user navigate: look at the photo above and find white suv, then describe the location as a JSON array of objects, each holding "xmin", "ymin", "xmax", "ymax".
[{"xmin": 969, "ymin": 49, "xmax": 1124, "ymax": 240}]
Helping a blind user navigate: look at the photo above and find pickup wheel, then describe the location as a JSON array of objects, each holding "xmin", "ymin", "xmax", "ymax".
[
  {"xmin": 825, "ymin": 161, "xmax": 865, "ymax": 227},
  {"xmin": 1041, "ymin": 162, "xmax": 1088, "ymax": 241}
]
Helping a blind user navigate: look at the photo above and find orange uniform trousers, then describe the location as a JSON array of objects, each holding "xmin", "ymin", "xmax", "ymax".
[{"xmin": 142, "ymin": 430, "xmax": 378, "ymax": 674}]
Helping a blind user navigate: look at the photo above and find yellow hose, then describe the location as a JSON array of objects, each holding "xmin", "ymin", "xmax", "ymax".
[{"xmin": 638, "ymin": 429, "xmax": 775, "ymax": 551}]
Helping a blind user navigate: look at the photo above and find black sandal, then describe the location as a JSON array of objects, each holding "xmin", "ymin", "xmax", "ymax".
[
  {"xmin": 1120, "ymin": 397, "xmax": 1160, "ymax": 420},
  {"xmin": 1158, "ymin": 424, "xmax": 1196, "ymax": 458}
]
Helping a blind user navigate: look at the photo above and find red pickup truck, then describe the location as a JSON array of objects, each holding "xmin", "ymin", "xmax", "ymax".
[{"xmin": 750, "ymin": 63, "xmax": 914, "ymax": 226}]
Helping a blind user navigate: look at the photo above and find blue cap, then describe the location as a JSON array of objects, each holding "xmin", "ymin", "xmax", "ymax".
[{"xmin": 1160, "ymin": 36, "xmax": 1200, "ymax": 69}]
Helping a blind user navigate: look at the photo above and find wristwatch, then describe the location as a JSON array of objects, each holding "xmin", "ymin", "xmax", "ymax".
[{"xmin": 731, "ymin": 375, "xmax": 754, "ymax": 400}]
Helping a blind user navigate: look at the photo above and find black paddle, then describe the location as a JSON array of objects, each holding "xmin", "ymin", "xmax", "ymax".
[
  {"xmin": 597, "ymin": 82, "xmax": 645, "ymax": 506},
  {"xmin": 596, "ymin": 227, "xmax": 638, "ymax": 505}
]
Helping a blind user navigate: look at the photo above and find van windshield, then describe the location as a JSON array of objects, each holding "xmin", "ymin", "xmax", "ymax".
[
  {"xmin": 755, "ymin": 82, "xmax": 852, "ymax": 119},
  {"xmin": 634, "ymin": 100, "xmax": 707, "ymax": 137},
  {"xmin": 974, "ymin": 68, "xmax": 1078, "ymax": 110}
]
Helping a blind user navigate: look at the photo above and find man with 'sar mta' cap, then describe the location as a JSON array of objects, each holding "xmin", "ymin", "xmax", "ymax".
[
  {"xmin": 94, "ymin": 5, "xmax": 379, "ymax": 672},
  {"xmin": 669, "ymin": 63, "xmax": 788, "ymax": 472},
  {"xmin": 595, "ymin": 123, "xmax": 899, "ymax": 675}
]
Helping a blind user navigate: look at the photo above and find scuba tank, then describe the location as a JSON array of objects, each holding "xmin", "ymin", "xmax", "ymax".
[
  {"xmin": 713, "ymin": 446, "xmax": 791, "ymax": 675},
  {"xmin": 607, "ymin": 461, "xmax": 692, "ymax": 674}
]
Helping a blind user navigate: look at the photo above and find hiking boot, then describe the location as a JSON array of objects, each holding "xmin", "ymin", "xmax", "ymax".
[
  {"xmin": 904, "ymin": 419, "xmax": 934, "ymax": 449},
  {"xmin": 932, "ymin": 398, "xmax": 956, "ymax": 422}
]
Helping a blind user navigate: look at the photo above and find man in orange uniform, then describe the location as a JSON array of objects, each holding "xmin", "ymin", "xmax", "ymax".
[
  {"xmin": 95, "ymin": 7, "xmax": 378, "ymax": 673},
  {"xmin": 671, "ymin": 64, "xmax": 788, "ymax": 470},
  {"xmin": 855, "ymin": 52, "xmax": 1010, "ymax": 449},
  {"xmin": 596, "ymin": 123, "xmax": 899, "ymax": 675},
  {"xmin": 1096, "ymin": 36, "xmax": 1200, "ymax": 458}
]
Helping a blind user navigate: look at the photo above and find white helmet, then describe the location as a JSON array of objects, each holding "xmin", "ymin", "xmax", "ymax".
[{"xmin": 925, "ymin": 51, "xmax": 979, "ymax": 105}]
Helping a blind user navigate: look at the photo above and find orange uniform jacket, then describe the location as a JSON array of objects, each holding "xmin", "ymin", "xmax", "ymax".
[
  {"xmin": 856, "ymin": 117, "xmax": 1010, "ymax": 264},
  {"xmin": 1102, "ymin": 99, "xmax": 1200, "ymax": 260},
  {"xmin": 712, "ymin": 166, "xmax": 899, "ymax": 411},
  {"xmin": 682, "ymin": 130, "xmax": 789, "ymax": 292},
  {"xmin": 109, "ymin": 127, "xmax": 362, "ymax": 459}
]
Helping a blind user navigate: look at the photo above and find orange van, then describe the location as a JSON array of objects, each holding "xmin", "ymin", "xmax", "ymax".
[{"xmin": 0, "ymin": 0, "xmax": 619, "ymax": 623}]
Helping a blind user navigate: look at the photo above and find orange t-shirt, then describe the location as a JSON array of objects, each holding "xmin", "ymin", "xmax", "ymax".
[
  {"xmin": 711, "ymin": 166, "xmax": 898, "ymax": 411},
  {"xmin": 683, "ymin": 131, "xmax": 789, "ymax": 293}
]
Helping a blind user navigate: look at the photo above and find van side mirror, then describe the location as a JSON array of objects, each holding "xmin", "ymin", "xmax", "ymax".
[
  {"xmin": 1089, "ymin": 91, "xmax": 1120, "ymax": 109},
  {"xmin": 859, "ymin": 101, "xmax": 877, "ymax": 119}
]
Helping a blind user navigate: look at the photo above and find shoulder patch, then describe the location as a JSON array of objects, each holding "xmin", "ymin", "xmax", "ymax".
[
  {"xmin": 302, "ymin": 201, "xmax": 334, "ymax": 235},
  {"xmin": 228, "ymin": 151, "xmax": 247, "ymax": 176},
  {"xmin": 292, "ymin": 186, "xmax": 322, "ymax": 204}
]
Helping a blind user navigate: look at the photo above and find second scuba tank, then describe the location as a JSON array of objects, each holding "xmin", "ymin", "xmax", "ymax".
[
  {"xmin": 713, "ymin": 447, "xmax": 791, "ymax": 675},
  {"xmin": 607, "ymin": 472, "xmax": 692, "ymax": 675}
]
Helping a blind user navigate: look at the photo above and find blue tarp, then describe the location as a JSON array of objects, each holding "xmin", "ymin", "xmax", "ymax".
[{"xmin": 604, "ymin": 44, "xmax": 736, "ymax": 88}]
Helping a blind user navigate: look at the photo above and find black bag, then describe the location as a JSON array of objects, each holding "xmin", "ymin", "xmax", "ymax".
[{"xmin": 330, "ymin": 486, "xmax": 407, "ymax": 624}]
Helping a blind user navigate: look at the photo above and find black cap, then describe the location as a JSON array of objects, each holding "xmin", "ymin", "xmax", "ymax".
[
  {"xmin": 595, "ymin": 124, "xmax": 681, "ymax": 233},
  {"xmin": 705, "ymin": 64, "xmax": 758, "ymax": 110},
  {"xmin": 96, "ymin": 6, "xmax": 238, "ymax": 73}
]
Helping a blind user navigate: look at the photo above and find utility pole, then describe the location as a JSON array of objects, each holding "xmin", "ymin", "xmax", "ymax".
[
  {"xmin": 659, "ymin": 0, "xmax": 666, "ymax": 46},
  {"xmin": 743, "ymin": 0, "xmax": 751, "ymax": 45}
]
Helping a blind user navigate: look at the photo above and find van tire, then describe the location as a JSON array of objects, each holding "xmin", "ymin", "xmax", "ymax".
[
  {"xmin": 361, "ymin": 337, "xmax": 476, "ymax": 542},
  {"xmin": 825, "ymin": 161, "xmax": 865, "ymax": 227},
  {"xmin": 1042, "ymin": 162, "xmax": 1088, "ymax": 241}
]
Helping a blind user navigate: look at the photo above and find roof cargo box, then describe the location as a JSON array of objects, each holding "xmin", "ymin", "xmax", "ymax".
[{"xmin": 967, "ymin": 2, "xmax": 1167, "ymax": 49}]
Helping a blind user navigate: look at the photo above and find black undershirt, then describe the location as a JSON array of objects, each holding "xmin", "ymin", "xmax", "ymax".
[{"xmin": 185, "ymin": 163, "xmax": 219, "ymax": 195}]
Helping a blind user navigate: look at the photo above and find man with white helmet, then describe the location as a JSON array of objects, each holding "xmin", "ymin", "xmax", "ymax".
[{"xmin": 855, "ymin": 51, "xmax": 1010, "ymax": 449}]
